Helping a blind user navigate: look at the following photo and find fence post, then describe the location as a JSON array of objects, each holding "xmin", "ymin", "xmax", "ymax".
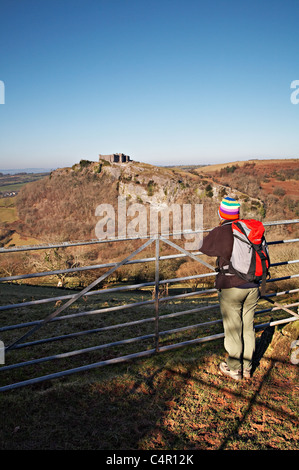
[{"xmin": 154, "ymin": 237, "xmax": 160, "ymax": 352}]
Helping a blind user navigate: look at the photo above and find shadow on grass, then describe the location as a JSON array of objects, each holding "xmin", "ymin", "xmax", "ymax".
[
  {"xmin": 252, "ymin": 324, "xmax": 275, "ymax": 374},
  {"xmin": 0, "ymin": 324, "xmax": 297, "ymax": 450}
]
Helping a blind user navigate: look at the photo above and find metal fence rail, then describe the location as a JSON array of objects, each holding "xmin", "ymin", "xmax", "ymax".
[{"xmin": 0, "ymin": 219, "xmax": 298, "ymax": 392}]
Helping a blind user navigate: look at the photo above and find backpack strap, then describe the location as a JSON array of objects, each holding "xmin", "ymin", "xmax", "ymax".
[
  {"xmin": 216, "ymin": 262, "xmax": 234, "ymax": 276},
  {"xmin": 256, "ymin": 236, "xmax": 271, "ymax": 296},
  {"xmin": 260, "ymin": 258, "xmax": 267, "ymax": 296}
]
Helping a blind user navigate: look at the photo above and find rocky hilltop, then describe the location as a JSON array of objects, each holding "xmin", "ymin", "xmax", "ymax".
[
  {"xmin": 13, "ymin": 158, "xmax": 267, "ymax": 243},
  {"xmin": 1, "ymin": 157, "xmax": 298, "ymax": 288}
]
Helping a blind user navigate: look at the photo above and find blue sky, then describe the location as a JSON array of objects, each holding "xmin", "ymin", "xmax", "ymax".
[{"xmin": 0, "ymin": 0, "xmax": 298, "ymax": 170}]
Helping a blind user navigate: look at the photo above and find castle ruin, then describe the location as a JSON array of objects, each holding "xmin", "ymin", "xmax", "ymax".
[{"xmin": 99, "ymin": 153, "xmax": 131, "ymax": 163}]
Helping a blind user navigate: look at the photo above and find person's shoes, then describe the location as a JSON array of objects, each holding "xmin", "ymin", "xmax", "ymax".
[{"xmin": 219, "ymin": 362, "xmax": 241, "ymax": 380}]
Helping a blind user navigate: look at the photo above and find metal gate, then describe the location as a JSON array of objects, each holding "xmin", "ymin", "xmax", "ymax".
[{"xmin": 0, "ymin": 219, "xmax": 298, "ymax": 391}]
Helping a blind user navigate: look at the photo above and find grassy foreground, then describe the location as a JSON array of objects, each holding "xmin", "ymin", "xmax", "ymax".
[{"xmin": 0, "ymin": 283, "xmax": 298, "ymax": 450}]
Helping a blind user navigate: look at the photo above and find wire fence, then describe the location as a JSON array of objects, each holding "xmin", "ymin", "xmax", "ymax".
[{"xmin": 0, "ymin": 218, "xmax": 298, "ymax": 392}]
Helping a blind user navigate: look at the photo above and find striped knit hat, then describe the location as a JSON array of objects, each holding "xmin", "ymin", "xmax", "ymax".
[{"xmin": 218, "ymin": 196, "xmax": 240, "ymax": 220}]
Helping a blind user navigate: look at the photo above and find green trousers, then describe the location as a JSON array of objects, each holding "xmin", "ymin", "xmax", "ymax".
[{"xmin": 218, "ymin": 287, "xmax": 260, "ymax": 371}]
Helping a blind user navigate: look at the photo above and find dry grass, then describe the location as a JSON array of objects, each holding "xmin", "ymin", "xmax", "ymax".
[
  {"xmin": 0, "ymin": 282, "xmax": 298, "ymax": 451},
  {"xmin": 196, "ymin": 159, "xmax": 299, "ymax": 221},
  {"xmin": 0, "ymin": 198, "xmax": 18, "ymax": 224}
]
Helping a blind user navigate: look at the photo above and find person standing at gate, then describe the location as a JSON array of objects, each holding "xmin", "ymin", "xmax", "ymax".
[{"xmin": 199, "ymin": 196, "xmax": 259, "ymax": 380}]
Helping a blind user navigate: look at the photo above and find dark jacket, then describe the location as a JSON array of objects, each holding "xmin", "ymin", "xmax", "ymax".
[{"xmin": 200, "ymin": 219, "xmax": 256, "ymax": 289}]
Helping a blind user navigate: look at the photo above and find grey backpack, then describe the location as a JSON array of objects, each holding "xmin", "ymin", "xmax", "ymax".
[{"xmin": 220, "ymin": 219, "xmax": 270, "ymax": 294}]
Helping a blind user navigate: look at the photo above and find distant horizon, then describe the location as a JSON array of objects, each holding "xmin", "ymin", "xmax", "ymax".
[
  {"xmin": 0, "ymin": 167, "xmax": 55, "ymax": 174},
  {"xmin": 0, "ymin": 155, "xmax": 298, "ymax": 174}
]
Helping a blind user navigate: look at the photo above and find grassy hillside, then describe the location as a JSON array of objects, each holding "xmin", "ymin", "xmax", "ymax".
[
  {"xmin": 2, "ymin": 158, "xmax": 297, "ymax": 248},
  {"xmin": 0, "ymin": 172, "xmax": 50, "ymax": 246},
  {"xmin": 192, "ymin": 159, "xmax": 299, "ymax": 221},
  {"xmin": 13, "ymin": 158, "xmax": 275, "ymax": 242},
  {"xmin": 0, "ymin": 197, "xmax": 18, "ymax": 224},
  {"xmin": 0, "ymin": 172, "xmax": 50, "ymax": 195}
]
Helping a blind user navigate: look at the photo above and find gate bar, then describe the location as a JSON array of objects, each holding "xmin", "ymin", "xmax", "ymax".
[
  {"xmin": 5, "ymin": 238, "xmax": 154, "ymax": 352},
  {"xmin": 0, "ymin": 218, "xmax": 298, "ymax": 254},
  {"xmin": 1, "ymin": 314, "xmax": 298, "ymax": 393}
]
